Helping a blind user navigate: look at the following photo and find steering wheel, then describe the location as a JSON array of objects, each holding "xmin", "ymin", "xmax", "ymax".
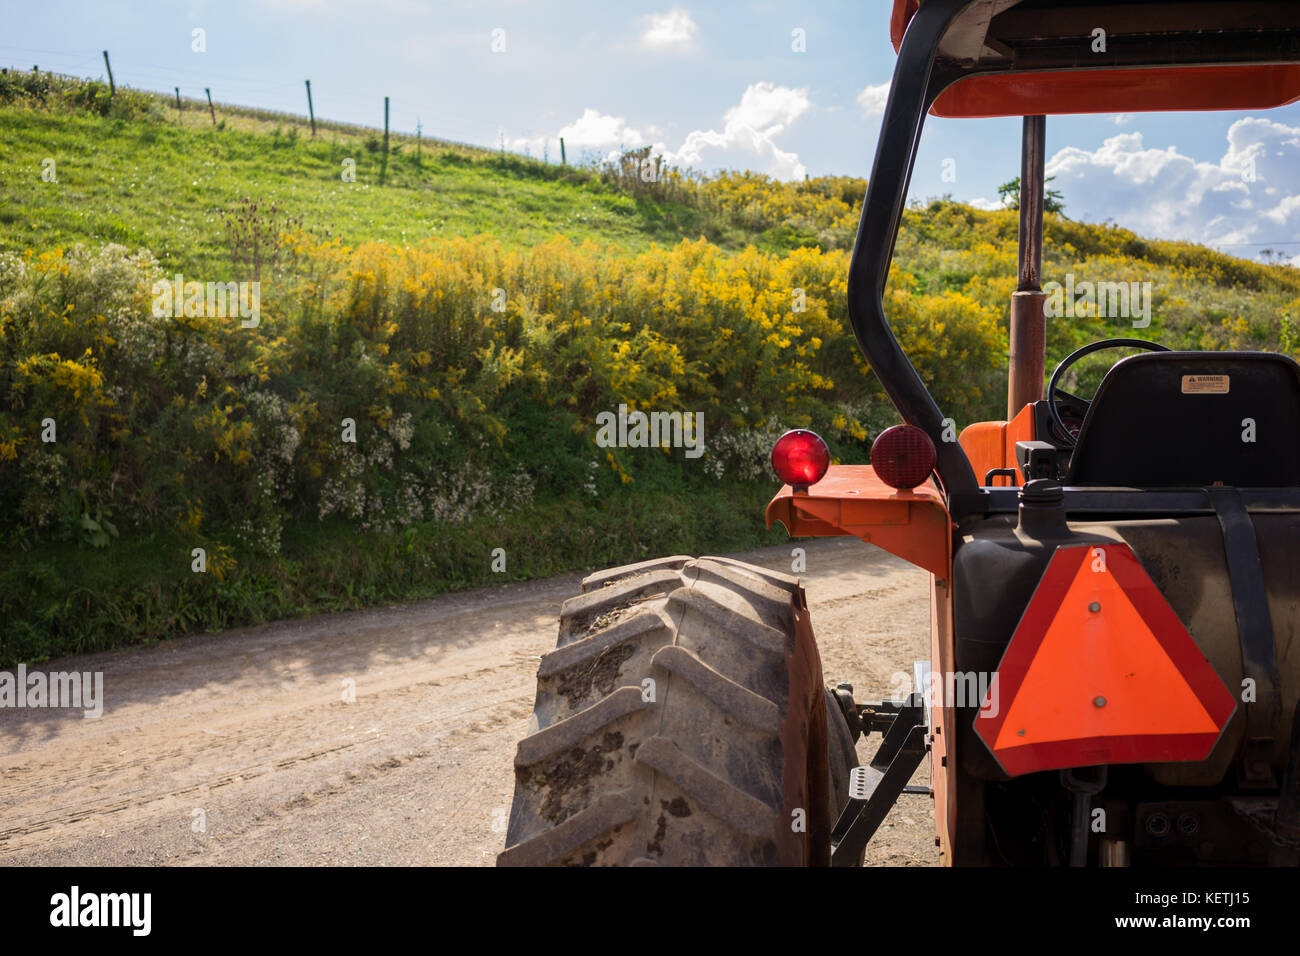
[{"xmin": 1046, "ymin": 337, "xmax": 1170, "ymax": 447}]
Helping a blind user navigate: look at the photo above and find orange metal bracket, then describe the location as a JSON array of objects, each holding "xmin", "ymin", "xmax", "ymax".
[
  {"xmin": 766, "ymin": 465, "xmax": 952, "ymax": 579},
  {"xmin": 958, "ymin": 403, "xmax": 1037, "ymax": 488}
]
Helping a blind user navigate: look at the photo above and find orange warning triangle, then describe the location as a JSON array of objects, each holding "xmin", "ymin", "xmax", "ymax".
[{"xmin": 975, "ymin": 544, "xmax": 1235, "ymax": 776}]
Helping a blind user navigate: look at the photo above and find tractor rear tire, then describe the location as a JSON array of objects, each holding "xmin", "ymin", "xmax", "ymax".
[{"xmin": 497, "ymin": 555, "xmax": 856, "ymax": 866}]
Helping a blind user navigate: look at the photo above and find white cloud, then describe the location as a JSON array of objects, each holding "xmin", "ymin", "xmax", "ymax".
[
  {"xmin": 967, "ymin": 197, "xmax": 1005, "ymax": 211},
  {"xmin": 723, "ymin": 82, "xmax": 809, "ymax": 135},
  {"xmin": 640, "ymin": 8, "xmax": 697, "ymax": 50},
  {"xmin": 1043, "ymin": 118, "xmax": 1300, "ymax": 251},
  {"xmin": 662, "ymin": 82, "xmax": 812, "ymax": 180},
  {"xmin": 1112, "ymin": 113, "xmax": 1133, "ymax": 125},
  {"xmin": 508, "ymin": 82, "xmax": 813, "ymax": 181},
  {"xmin": 857, "ymin": 82, "xmax": 891, "ymax": 116},
  {"xmin": 1262, "ymin": 193, "xmax": 1300, "ymax": 226},
  {"xmin": 558, "ymin": 108, "xmax": 647, "ymax": 149},
  {"xmin": 506, "ymin": 108, "xmax": 647, "ymax": 157}
]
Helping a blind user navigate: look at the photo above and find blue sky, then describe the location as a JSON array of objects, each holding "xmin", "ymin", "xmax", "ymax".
[{"xmin": 6, "ymin": 0, "xmax": 1300, "ymax": 260}]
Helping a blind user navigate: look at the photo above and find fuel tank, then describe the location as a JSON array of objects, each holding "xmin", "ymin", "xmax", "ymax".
[{"xmin": 951, "ymin": 485, "xmax": 1298, "ymax": 788}]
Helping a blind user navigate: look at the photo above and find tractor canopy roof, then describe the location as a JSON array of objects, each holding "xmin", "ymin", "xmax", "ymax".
[{"xmin": 891, "ymin": 0, "xmax": 1300, "ymax": 117}]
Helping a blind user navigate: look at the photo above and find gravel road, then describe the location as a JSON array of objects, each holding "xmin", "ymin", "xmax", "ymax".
[{"xmin": 0, "ymin": 537, "xmax": 938, "ymax": 866}]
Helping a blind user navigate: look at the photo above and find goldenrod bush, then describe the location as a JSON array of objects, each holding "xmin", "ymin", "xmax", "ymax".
[{"xmin": 4, "ymin": 234, "xmax": 1009, "ymax": 557}]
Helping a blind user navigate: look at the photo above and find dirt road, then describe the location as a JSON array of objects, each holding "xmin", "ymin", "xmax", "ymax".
[{"xmin": 0, "ymin": 538, "xmax": 938, "ymax": 866}]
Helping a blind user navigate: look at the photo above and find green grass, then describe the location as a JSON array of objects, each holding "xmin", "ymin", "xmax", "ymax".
[
  {"xmin": 1, "ymin": 481, "xmax": 786, "ymax": 666},
  {"xmin": 0, "ymin": 105, "xmax": 724, "ymax": 275}
]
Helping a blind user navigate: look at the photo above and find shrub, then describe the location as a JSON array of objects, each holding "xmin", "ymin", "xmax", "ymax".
[{"xmin": 7, "ymin": 229, "xmax": 1003, "ymax": 559}]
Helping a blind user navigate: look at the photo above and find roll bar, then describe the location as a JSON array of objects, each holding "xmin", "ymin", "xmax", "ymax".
[
  {"xmin": 847, "ymin": 0, "xmax": 1300, "ymax": 512},
  {"xmin": 846, "ymin": 0, "xmax": 981, "ymax": 503}
]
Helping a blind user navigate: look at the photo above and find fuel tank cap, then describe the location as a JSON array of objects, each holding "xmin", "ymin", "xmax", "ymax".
[{"xmin": 1017, "ymin": 478, "xmax": 1068, "ymax": 538}]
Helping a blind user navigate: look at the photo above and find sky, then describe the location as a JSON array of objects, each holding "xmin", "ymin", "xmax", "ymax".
[{"xmin": 5, "ymin": 0, "xmax": 1300, "ymax": 262}]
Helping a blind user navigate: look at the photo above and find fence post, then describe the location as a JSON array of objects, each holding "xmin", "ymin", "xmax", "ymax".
[
  {"xmin": 102, "ymin": 51, "xmax": 115, "ymax": 96},
  {"xmin": 416, "ymin": 118, "xmax": 422, "ymax": 166},
  {"xmin": 380, "ymin": 96, "xmax": 389, "ymax": 185},
  {"xmin": 205, "ymin": 87, "xmax": 216, "ymax": 126},
  {"xmin": 305, "ymin": 80, "xmax": 316, "ymax": 137},
  {"xmin": 560, "ymin": 136, "xmax": 566, "ymax": 165},
  {"xmin": 174, "ymin": 87, "xmax": 182, "ymax": 110}
]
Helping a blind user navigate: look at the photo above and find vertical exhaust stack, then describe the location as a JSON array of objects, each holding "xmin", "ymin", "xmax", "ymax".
[{"xmin": 1008, "ymin": 115, "xmax": 1048, "ymax": 421}]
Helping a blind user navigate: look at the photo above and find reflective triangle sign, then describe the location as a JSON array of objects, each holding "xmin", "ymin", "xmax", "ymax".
[{"xmin": 974, "ymin": 543, "xmax": 1236, "ymax": 776}]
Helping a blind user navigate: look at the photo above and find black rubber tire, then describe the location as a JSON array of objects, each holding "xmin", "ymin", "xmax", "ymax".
[{"xmin": 497, "ymin": 555, "xmax": 856, "ymax": 866}]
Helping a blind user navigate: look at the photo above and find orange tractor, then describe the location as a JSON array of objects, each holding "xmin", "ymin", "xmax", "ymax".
[{"xmin": 498, "ymin": 0, "xmax": 1300, "ymax": 866}]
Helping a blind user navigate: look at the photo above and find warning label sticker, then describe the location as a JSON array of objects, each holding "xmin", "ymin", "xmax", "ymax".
[{"xmin": 1181, "ymin": 374, "xmax": 1230, "ymax": 394}]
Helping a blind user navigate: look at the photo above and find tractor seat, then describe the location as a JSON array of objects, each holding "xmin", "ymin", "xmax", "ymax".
[{"xmin": 1066, "ymin": 351, "xmax": 1300, "ymax": 487}]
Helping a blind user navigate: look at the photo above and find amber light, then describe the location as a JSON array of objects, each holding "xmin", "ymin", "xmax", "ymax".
[
  {"xmin": 771, "ymin": 429, "xmax": 830, "ymax": 490},
  {"xmin": 871, "ymin": 425, "xmax": 936, "ymax": 490}
]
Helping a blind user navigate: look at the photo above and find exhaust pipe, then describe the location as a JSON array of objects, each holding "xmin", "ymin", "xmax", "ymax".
[{"xmin": 1008, "ymin": 115, "xmax": 1047, "ymax": 420}]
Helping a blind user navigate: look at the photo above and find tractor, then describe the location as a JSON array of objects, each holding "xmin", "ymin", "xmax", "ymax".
[{"xmin": 497, "ymin": 0, "xmax": 1300, "ymax": 866}]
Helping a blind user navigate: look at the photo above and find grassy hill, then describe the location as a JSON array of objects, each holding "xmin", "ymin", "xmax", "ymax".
[
  {"xmin": 3, "ymin": 71, "xmax": 1299, "ymax": 664},
  {"xmin": 0, "ymin": 71, "xmax": 842, "ymax": 271},
  {"xmin": 0, "ymin": 103, "xmax": 716, "ymax": 273},
  {"xmin": 4, "ymin": 75, "xmax": 1295, "ymax": 361}
]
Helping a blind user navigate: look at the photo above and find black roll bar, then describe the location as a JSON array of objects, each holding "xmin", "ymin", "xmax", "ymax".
[
  {"xmin": 846, "ymin": 0, "xmax": 982, "ymax": 502},
  {"xmin": 845, "ymin": 0, "xmax": 1300, "ymax": 514}
]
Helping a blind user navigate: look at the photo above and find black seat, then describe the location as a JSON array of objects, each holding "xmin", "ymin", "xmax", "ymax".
[{"xmin": 1066, "ymin": 351, "xmax": 1300, "ymax": 487}]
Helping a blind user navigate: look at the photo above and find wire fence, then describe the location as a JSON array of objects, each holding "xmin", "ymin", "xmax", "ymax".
[{"xmin": 1, "ymin": 61, "xmax": 513, "ymax": 159}]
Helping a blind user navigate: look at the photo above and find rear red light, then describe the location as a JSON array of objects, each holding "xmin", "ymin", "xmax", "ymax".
[
  {"xmin": 871, "ymin": 424, "xmax": 936, "ymax": 490},
  {"xmin": 771, "ymin": 429, "xmax": 830, "ymax": 490}
]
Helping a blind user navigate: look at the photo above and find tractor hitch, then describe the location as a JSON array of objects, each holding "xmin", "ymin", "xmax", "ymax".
[
  {"xmin": 830, "ymin": 687, "xmax": 932, "ymax": 866},
  {"xmin": 832, "ymin": 681, "xmax": 920, "ymax": 744}
]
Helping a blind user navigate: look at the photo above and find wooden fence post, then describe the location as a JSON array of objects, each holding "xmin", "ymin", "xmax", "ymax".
[
  {"xmin": 380, "ymin": 96, "xmax": 389, "ymax": 185},
  {"xmin": 305, "ymin": 80, "xmax": 316, "ymax": 137}
]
